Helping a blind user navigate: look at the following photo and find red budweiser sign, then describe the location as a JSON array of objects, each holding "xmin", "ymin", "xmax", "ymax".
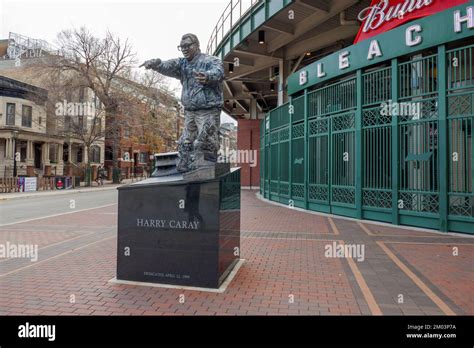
[{"xmin": 354, "ymin": 0, "xmax": 470, "ymax": 43}]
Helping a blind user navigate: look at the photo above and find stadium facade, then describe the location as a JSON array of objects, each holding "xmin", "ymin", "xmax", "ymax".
[{"xmin": 209, "ymin": 0, "xmax": 473, "ymax": 233}]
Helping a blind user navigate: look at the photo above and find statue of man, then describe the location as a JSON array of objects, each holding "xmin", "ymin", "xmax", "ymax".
[{"xmin": 141, "ymin": 33, "xmax": 224, "ymax": 173}]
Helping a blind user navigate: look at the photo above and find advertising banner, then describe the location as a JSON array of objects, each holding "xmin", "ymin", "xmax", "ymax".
[
  {"xmin": 354, "ymin": 0, "xmax": 470, "ymax": 43},
  {"xmin": 24, "ymin": 177, "xmax": 37, "ymax": 192}
]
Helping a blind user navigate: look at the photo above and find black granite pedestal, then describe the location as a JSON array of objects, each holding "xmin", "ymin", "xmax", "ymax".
[{"xmin": 116, "ymin": 168, "xmax": 240, "ymax": 289}]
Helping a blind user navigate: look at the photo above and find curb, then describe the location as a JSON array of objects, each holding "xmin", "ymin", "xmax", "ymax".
[
  {"xmin": 255, "ymin": 191, "xmax": 474, "ymax": 238},
  {"xmin": 0, "ymin": 183, "xmax": 132, "ymax": 201}
]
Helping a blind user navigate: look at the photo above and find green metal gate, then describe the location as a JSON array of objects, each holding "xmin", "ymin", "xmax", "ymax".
[
  {"xmin": 307, "ymin": 78, "xmax": 357, "ymax": 216},
  {"xmin": 446, "ymin": 44, "xmax": 474, "ymax": 232},
  {"xmin": 260, "ymin": 41, "xmax": 474, "ymax": 234},
  {"xmin": 397, "ymin": 53, "xmax": 440, "ymax": 229},
  {"xmin": 291, "ymin": 96, "xmax": 305, "ymax": 206},
  {"xmin": 362, "ymin": 67, "xmax": 392, "ymax": 222}
]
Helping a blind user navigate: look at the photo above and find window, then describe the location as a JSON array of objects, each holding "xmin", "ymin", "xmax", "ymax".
[
  {"xmin": 20, "ymin": 141, "xmax": 27, "ymax": 162},
  {"xmin": 79, "ymin": 87, "xmax": 85, "ymax": 102},
  {"xmin": 22, "ymin": 105, "xmax": 32, "ymax": 127},
  {"xmin": 94, "ymin": 93, "xmax": 102, "ymax": 110},
  {"xmin": 6, "ymin": 103, "xmax": 15, "ymax": 126},
  {"xmin": 91, "ymin": 145, "xmax": 101, "ymax": 163},
  {"xmin": 64, "ymin": 116, "xmax": 71, "ymax": 131},
  {"xmin": 105, "ymin": 146, "xmax": 113, "ymax": 161},
  {"xmin": 94, "ymin": 117, "xmax": 102, "ymax": 134},
  {"xmin": 77, "ymin": 116, "xmax": 84, "ymax": 130},
  {"xmin": 63, "ymin": 144, "xmax": 69, "ymax": 162},
  {"xmin": 139, "ymin": 152, "xmax": 148, "ymax": 163},
  {"xmin": 77, "ymin": 147, "xmax": 83, "ymax": 163},
  {"xmin": 123, "ymin": 127, "xmax": 130, "ymax": 137}
]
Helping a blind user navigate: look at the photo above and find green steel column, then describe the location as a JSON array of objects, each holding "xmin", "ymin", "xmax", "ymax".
[
  {"xmin": 266, "ymin": 114, "xmax": 270, "ymax": 198},
  {"xmin": 438, "ymin": 44, "xmax": 448, "ymax": 232},
  {"xmin": 277, "ymin": 114, "xmax": 280, "ymax": 198},
  {"xmin": 265, "ymin": 113, "xmax": 272, "ymax": 199},
  {"xmin": 230, "ymin": 0, "xmax": 234, "ymax": 48},
  {"xmin": 328, "ymin": 106, "xmax": 333, "ymax": 214},
  {"xmin": 355, "ymin": 69, "xmax": 363, "ymax": 219},
  {"xmin": 304, "ymin": 89, "xmax": 309, "ymax": 209},
  {"xmin": 266, "ymin": 115, "xmax": 270, "ymax": 198},
  {"xmin": 261, "ymin": 118, "xmax": 265, "ymax": 196},
  {"xmin": 289, "ymin": 96, "xmax": 293, "ymax": 201},
  {"xmin": 238, "ymin": 0, "xmax": 242, "ymax": 44},
  {"xmin": 250, "ymin": 1, "xmax": 255, "ymax": 33},
  {"xmin": 391, "ymin": 58, "xmax": 399, "ymax": 225}
]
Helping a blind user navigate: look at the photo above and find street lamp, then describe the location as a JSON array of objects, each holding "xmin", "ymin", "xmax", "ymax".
[{"xmin": 12, "ymin": 130, "xmax": 18, "ymax": 177}]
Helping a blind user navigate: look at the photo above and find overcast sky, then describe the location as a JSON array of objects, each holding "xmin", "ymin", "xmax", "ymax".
[{"xmin": 0, "ymin": 0, "xmax": 237, "ymax": 124}]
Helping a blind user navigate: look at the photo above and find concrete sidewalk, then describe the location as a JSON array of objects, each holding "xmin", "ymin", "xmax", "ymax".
[{"xmin": 0, "ymin": 177, "xmax": 146, "ymax": 201}]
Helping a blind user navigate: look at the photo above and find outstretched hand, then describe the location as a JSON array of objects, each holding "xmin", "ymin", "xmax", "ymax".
[{"xmin": 140, "ymin": 58, "xmax": 162, "ymax": 69}]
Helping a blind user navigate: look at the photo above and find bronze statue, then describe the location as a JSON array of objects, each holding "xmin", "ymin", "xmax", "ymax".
[{"xmin": 141, "ymin": 33, "xmax": 225, "ymax": 173}]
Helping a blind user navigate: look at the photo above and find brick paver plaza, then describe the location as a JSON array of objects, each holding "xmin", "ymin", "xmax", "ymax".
[{"xmin": 0, "ymin": 191, "xmax": 472, "ymax": 316}]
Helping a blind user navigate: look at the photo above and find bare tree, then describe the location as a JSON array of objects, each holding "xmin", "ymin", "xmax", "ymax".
[
  {"xmin": 47, "ymin": 27, "xmax": 137, "ymax": 181},
  {"xmin": 22, "ymin": 27, "xmax": 182, "ymax": 181}
]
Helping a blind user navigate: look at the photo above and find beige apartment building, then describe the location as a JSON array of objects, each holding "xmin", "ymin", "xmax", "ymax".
[{"xmin": 0, "ymin": 74, "xmax": 106, "ymax": 179}]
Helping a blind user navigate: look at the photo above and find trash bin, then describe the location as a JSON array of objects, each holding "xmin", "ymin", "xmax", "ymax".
[
  {"xmin": 62, "ymin": 176, "xmax": 73, "ymax": 189},
  {"xmin": 85, "ymin": 167, "xmax": 92, "ymax": 187},
  {"xmin": 74, "ymin": 176, "xmax": 81, "ymax": 188},
  {"xmin": 113, "ymin": 168, "xmax": 121, "ymax": 184}
]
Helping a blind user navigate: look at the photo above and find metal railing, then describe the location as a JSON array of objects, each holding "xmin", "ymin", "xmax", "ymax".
[{"xmin": 206, "ymin": 0, "xmax": 261, "ymax": 55}]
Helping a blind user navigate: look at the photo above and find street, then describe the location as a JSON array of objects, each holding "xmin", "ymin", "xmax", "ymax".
[{"xmin": 0, "ymin": 190, "xmax": 118, "ymax": 226}]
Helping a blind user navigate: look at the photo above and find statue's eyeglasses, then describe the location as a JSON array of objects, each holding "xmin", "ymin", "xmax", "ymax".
[{"xmin": 177, "ymin": 43, "xmax": 194, "ymax": 51}]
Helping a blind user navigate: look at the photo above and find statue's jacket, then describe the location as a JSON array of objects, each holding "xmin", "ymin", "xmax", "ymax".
[{"xmin": 155, "ymin": 53, "xmax": 224, "ymax": 111}]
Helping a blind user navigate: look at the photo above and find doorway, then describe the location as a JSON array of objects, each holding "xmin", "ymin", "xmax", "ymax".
[{"xmin": 133, "ymin": 152, "xmax": 139, "ymax": 176}]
